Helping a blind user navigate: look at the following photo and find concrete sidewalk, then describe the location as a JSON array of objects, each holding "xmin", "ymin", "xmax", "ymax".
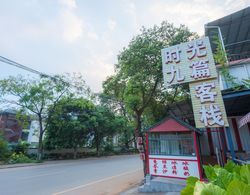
[
  {"xmin": 120, "ymin": 186, "xmax": 180, "ymax": 195},
  {"xmin": 0, "ymin": 159, "xmax": 80, "ymax": 169},
  {"xmin": 120, "ymin": 177, "xmax": 184, "ymax": 195}
]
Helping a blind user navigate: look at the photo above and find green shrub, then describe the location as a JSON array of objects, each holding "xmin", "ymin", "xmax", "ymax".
[
  {"xmin": 13, "ymin": 140, "xmax": 30, "ymax": 155},
  {"xmin": 181, "ymin": 161, "xmax": 250, "ymax": 195},
  {"xmin": 104, "ymin": 143, "xmax": 114, "ymax": 153},
  {"xmin": 8, "ymin": 152, "xmax": 34, "ymax": 164},
  {"xmin": 0, "ymin": 133, "xmax": 10, "ymax": 162}
]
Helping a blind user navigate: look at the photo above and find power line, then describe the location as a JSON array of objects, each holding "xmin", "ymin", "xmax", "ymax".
[
  {"xmin": 0, "ymin": 55, "xmax": 53, "ymax": 79},
  {"xmin": 0, "ymin": 55, "xmax": 91, "ymax": 94}
]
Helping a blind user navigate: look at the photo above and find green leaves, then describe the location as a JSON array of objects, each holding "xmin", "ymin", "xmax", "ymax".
[
  {"xmin": 181, "ymin": 177, "xmax": 199, "ymax": 195},
  {"xmin": 204, "ymin": 165, "xmax": 217, "ymax": 181},
  {"xmin": 227, "ymin": 180, "xmax": 250, "ymax": 195},
  {"xmin": 240, "ymin": 165, "xmax": 250, "ymax": 184},
  {"xmin": 213, "ymin": 167, "xmax": 237, "ymax": 189},
  {"xmin": 45, "ymin": 98, "xmax": 96, "ymax": 150},
  {"xmin": 181, "ymin": 161, "xmax": 250, "ymax": 195},
  {"xmin": 194, "ymin": 181, "xmax": 226, "ymax": 195}
]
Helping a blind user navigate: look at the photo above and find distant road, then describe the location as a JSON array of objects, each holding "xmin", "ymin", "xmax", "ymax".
[{"xmin": 0, "ymin": 155, "xmax": 143, "ymax": 195}]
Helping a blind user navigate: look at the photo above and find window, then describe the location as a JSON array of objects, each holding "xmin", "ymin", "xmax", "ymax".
[
  {"xmin": 219, "ymin": 64, "xmax": 250, "ymax": 90},
  {"xmin": 149, "ymin": 132, "xmax": 195, "ymax": 156}
]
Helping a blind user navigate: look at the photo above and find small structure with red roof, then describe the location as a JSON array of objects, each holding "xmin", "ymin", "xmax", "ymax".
[{"xmin": 145, "ymin": 115, "xmax": 203, "ymax": 180}]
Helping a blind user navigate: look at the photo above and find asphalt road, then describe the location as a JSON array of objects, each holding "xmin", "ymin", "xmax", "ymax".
[{"xmin": 0, "ymin": 155, "xmax": 143, "ymax": 195}]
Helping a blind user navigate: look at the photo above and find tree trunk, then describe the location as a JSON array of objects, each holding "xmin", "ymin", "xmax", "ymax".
[
  {"xmin": 124, "ymin": 128, "xmax": 130, "ymax": 150},
  {"xmin": 37, "ymin": 115, "xmax": 43, "ymax": 161},
  {"xmin": 95, "ymin": 131, "xmax": 100, "ymax": 156},
  {"xmin": 73, "ymin": 147, "xmax": 77, "ymax": 159},
  {"xmin": 134, "ymin": 111, "xmax": 147, "ymax": 176}
]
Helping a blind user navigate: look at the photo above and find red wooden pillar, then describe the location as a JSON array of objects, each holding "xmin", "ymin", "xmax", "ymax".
[
  {"xmin": 219, "ymin": 127, "xmax": 228, "ymax": 152},
  {"xmin": 231, "ymin": 118, "xmax": 243, "ymax": 152},
  {"xmin": 218, "ymin": 127, "xmax": 227, "ymax": 164},
  {"xmin": 207, "ymin": 128, "xmax": 215, "ymax": 155},
  {"xmin": 145, "ymin": 133, "xmax": 150, "ymax": 174}
]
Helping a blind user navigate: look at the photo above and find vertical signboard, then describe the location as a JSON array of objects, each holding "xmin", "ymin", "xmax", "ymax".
[
  {"xmin": 189, "ymin": 79, "xmax": 228, "ymax": 128},
  {"xmin": 162, "ymin": 37, "xmax": 217, "ymax": 86},
  {"xmin": 162, "ymin": 36, "xmax": 228, "ymax": 128}
]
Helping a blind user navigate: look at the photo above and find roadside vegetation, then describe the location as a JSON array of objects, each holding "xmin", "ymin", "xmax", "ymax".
[
  {"xmin": 0, "ymin": 135, "xmax": 39, "ymax": 164},
  {"xmin": 181, "ymin": 161, "xmax": 250, "ymax": 195}
]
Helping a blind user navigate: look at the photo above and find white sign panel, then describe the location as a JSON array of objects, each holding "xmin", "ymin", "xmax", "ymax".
[
  {"xmin": 162, "ymin": 37, "xmax": 217, "ymax": 87},
  {"xmin": 189, "ymin": 79, "xmax": 229, "ymax": 128},
  {"xmin": 149, "ymin": 155, "xmax": 200, "ymax": 179}
]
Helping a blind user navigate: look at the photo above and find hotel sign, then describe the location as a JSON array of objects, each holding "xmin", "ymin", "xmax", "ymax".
[
  {"xmin": 162, "ymin": 37, "xmax": 217, "ymax": 86},
  {"xmin": 162, "ymin": 37, "xmax": 228, "ymax": 128},
  {"xmin": 189, "ymin": 79, "xmax": 229, "ymax": 128}
]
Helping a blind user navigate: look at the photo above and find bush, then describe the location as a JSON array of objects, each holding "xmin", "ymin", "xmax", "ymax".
[
  {"xmin": 13, "ymin": 140, "xmax": 30, "ymax": 155},
  {"xmin": 181, "ymin": 161, "xmax": 250, "ymax": 195},
  {"xmin": 0, "ymin": 133, "xmax": 10, "ymax": 162},
  {"xmin": 104, "ymin": 143, "xmax": 114, "ymax": 153},
  {"xmin": 8, "ymin": 152, "xmax": 34, "ymax": 164}
]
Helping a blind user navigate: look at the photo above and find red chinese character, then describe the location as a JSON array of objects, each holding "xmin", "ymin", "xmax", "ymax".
[
  {"xmin": 184, "ymin": 171, "xmax": 190, "ymax": 176},
  {"xmin": 172, "ymin": 170, "xmax": 177, "ymax": 175},
  {"xmin": 162, "ymin": 160, "xmax": 167, "ymax": 164},
  {"xmin": 172, "ymin": 165, "xmax": 177, "ymax": 169},
  {"xmin": 182, "ymin": 161, "xmax": 189, "ymax": 166},
  {"xmin": 163, "ymin": 169, "xmax": 167, "ymax": 174},
  {"xmin": 183, "ymin": 166, "xmax": 189, "ymax": 171},
  {"xmin": 171, "ymin": 160, "xmax": 177, "ymax": 165},
  {"xmin": 153, "ymin": 159, "xmax": 158, "ymax": 174}
]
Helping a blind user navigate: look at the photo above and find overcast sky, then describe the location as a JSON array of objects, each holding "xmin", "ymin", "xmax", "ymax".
[{"xmin": 0, "ymin": 0, "xmax": 248, "ymax": 92}]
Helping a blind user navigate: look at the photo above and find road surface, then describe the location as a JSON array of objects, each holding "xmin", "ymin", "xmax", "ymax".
[{"xmin": 0, "ymin": 155, "xmax": 143, "ymax": 195}]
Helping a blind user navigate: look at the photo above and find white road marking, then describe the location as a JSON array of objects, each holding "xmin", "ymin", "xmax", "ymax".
[{"xmin": 52, "ymin": 168, "xmax": 143, "ymax": 195}]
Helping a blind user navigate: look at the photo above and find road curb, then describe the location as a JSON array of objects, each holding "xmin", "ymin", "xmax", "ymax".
[
  {"xmin": 0, "ymin": 163, "xmax": 44, "ymax": 169},
  {"xmin": 0, "ymin": 154, "xmax": 140, "ymax": 169}
]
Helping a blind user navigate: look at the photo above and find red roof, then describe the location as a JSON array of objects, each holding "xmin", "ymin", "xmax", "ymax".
[{"xmin": 149, "ymin": 118, "xmax": 191, "ymax": 133}]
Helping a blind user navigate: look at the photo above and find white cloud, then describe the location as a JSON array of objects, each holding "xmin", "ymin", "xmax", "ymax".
[
  {"xmin": 148, "ymin": 1, "xmax": 229, "ymax": 34},
  {"xmin": 60, "ymin": 9, "xmax": 83, "ymax": 43},
  {"xmin": 107, "ymin": 19, "xmax": 117, "ymax": 31},
  {"xmin": 123, "ymin": 1, "xmax": 136, "ymax": 15},
  {"xmin": 123, "ymin": 1, "xmax": 140, "ymax": 32},
  {"xmin": 87, "ymin": 32, "xmax": 99, "ymax": 40},
  {"xmin": 58, "ymin": 0, "xmax": 77, "ymax": 9},
  {"xmin": 81, "ymin": 51, "xmax": 115, "ymax": 92},
  {"xmin": 224, "ymin": 0, "xmax": 249, "ymax": 11}
]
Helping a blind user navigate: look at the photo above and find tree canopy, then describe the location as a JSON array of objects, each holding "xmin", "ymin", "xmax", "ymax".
[
  {"xmin": 0, "ymin": 73, "xmax": 90, "ymax": 159},
  {"xmin": 103, "ymin": 21, "xmax": 197, "ymax": 133},
  {"xmin": 102, "ymin": 21, "xmax": 198, "ymax": 174},
  {"xmin": 45, "ymin": 97, "xmax": 95, "ymax": 158}
]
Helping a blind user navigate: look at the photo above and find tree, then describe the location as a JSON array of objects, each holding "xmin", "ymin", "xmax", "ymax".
[
  {"xmin": 0, "ymin": 132, "xmax": 10, "ymax": 162},
  {"xmin": 101, "ymin": 76, "xmax": 135, "ymax": 150},
  {"xmin": 45, "ymin": 97, "xmax": 95, "ymax": 159},
  {"xmin": 91, "ymin": 106, "xmax": 120, "ymax": 156},
  {"xmin": 103, "ymin": 21, "xmax": 197, "ymax": 175},
  {"xmin": 0, "ymin": 74, "xmax": 89, "ymax": 160}
]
